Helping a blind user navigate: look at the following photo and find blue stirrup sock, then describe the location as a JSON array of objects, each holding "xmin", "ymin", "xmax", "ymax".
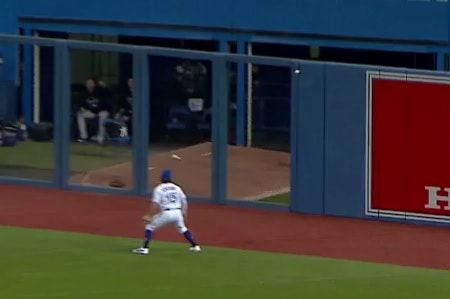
[
  {"xmin": 143, "ymin": 229, "xmax": 153, "ymax": 248},
  {"xmin": 183, "ymin": 230, "xmax": 198, "ymax": 247}
]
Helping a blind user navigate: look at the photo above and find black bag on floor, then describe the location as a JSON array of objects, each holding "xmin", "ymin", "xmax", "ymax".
[
  {"xmin": 29, "ymin": 122, "xmax": 53, "ymax": 142},
  {"xmin": 0, "ymin": 125, "xmax": 18, "ymax": 146},
  {"xmin": 105, "ymin": 120, "xmax": 128, "ymax": 139}
]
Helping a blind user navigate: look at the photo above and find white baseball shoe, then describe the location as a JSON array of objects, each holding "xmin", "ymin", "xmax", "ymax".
[
  {"xmin": 132, "ymin": 247, "xmax": 149, "ymax": 255},
  {"xmin": 189, "ymin": 245, "xmax": 201, "ymax": 252}
]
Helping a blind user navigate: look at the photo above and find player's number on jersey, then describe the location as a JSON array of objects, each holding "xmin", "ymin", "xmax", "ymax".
[{"xmin": 165, "ymin": 192, "xmax": 177, "ymax": 203}]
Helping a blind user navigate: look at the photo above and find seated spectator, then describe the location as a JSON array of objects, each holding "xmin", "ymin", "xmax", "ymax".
[
  {"xmin": 76, "ymin": 78, "xmax": 110, "ymax": 143},
  {"xmin": 97, "ymin": 79, "xmax": 113, "ymax": 101},
  {"xmin": 116, "ymin": 78, "xmax": 133, "ymax": 137}
]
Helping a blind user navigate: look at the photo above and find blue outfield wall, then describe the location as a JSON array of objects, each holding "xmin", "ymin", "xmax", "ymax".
[
  {"xmin": 296, "ymin": 62, "xmax": 368, "ymax": 218},
  {"xmin": 307, "ymin": 62, "xmax": 450, "ymax": 225},
  {"xmin": 0, "ymin": 1, "xmax": 19, "ymax": 83},
  {"xmin": 0, "ymin": 0, "xmax": 448, "ymax": 82},
  {"xmin": 294, "ymin": 62, "xmax": 325, "ymax": 214},
  {"xmin": 2, "ymin": 35, "xmax": 450, "ymax": 226},
  {"xmin": 16, "ymin": 0, "xmax": 450, "ymax": 43},
  {"xmin": 323, "ymin": 65, "xmax": 368, "ymax": 218}
]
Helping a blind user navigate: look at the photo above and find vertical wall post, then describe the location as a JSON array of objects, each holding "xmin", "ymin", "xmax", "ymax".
[
  {"xmin": 218, "ymin": 40, "xmax": 228, "ymax": 52},
  {"xmin": 53, "ymin": 41, "xmax": 70, "ymax": 188},
  {"xmin": 132, "ymin": 50, "xmax": 147, "ymax": 196},
  {"xmin": 140, "ymin": 52, "xmax": 150, "ymax": 196},
  {"xmin": 212, "ymin": 56, "xmax": 229, "ymax": 205},
  {"xmin": 437, "ymin": 52, "xmax": 446, "ymax": 71},
  {"xmin": 219, "ymin": 39, "xmax": 246, "ymax": 146},
  {"xmin": 22, "ymin": 29, "xmax": 33, "ymax": 125},
  {"xmin": 53, "ymin": 43, "xmax": 62, "ymax": 187},
  {"xmin": 246, "ymin": 42, "xmax": 253, "ymax": 147},
  {"xmin": 33, "ymin": 31, "xmax": 41, "ymax": 123},
  {"xmin": 236, "ymin": 41, "xmax": 246, "ymax": 146},
  {"xmin": 289, "ymin": 64, "xmax": 301, "ymax": 212}
]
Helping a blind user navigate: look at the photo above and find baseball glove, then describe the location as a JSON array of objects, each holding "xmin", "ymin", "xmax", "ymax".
[{"xmin": 109, "ymin": 179, "xmax": 125, "ymax": 188}]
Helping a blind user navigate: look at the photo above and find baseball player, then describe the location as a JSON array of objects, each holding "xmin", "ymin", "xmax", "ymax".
[{"xmin": 133, "ymin": 169, "xmax": 201, "ymax": 255}]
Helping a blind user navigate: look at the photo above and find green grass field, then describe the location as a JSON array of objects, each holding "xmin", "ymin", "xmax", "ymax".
[
  {"xmin": 1, "ymin": 226, "xmax": 449, "ymax": 299},
  {"xmin": 0, "ymin": 141, "xmax": 131, "ymax": 173},
  {"xmin": 259, "ymin": 193, "xmax": 290, "ymax": 204}
]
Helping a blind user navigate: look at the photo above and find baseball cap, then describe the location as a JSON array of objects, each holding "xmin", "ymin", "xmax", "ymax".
[{"xmin": 161, "ymin": 169, "xmax": 172, "ymax": 181}]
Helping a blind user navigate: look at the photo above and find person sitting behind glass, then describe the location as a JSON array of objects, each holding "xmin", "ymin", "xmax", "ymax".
[{"xmin": 76, "ymin": 78, "xmax": 110, "ymax": 143}]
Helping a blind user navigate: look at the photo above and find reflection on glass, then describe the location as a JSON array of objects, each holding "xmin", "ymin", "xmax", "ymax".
[
  {"xmin": 147, "ymin": 56, "xmax": 212, "ymax": 198},
  {"xmin": 0, "ymin": 45, "xmax": 55, "ymax": 181},
  {"xmin": 68, "ymin": 49, "xmax": 133, "ymax": 189},
  {"xmin": 227, "ymin": 64, "xmax": 291, "ymax": 205}
]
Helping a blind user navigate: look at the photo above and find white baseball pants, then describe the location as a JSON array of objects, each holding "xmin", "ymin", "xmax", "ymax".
[{"xmin": 146, "ymin": 209, "xmax": 188, "ymax": 233}]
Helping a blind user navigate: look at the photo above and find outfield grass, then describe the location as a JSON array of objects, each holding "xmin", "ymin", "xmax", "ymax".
[
  {"xmin": 0, "ymin": 141, "xmax": 131, "ymax": 173},
  {"xmin": 1, "ymin": 226, "xmax": 449, "ymax": 299},
  {"xmin": 259, "ymin": 193, "xmax": 290, "ymax": 204}
]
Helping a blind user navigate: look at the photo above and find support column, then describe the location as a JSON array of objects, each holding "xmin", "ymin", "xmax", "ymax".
[
  {"xmin": 436, "ymin": 52, "xmax": 446, "ymax": 71},
  {"xmin": 246, "ymin": 42, "xmax": 253, "ymax": 147},
  {"xmin": 289, "ymin": 65, "xmax": 301, "ymax": 212},
  {"xmin": 140, "ymin": 52, "xmax": 150, "ymax": 196},
  {"xmin": 33, "ymin": 31, "xmax": 41, "ymax": 123},
  {"xmin": 212, "ymin": 56, "xmax": 228, "ymax": 205},
  {"xmin": 218, "ymin": 39, "xmax": 228, "ymax": 52},
  {"xmin": 54, "ymin": 42, "xmax": 70, "ymax": 188},
  {"xmin": 218, "ymin": 39, "xmax": 246, "ymax": 146},
  {"xmin": 235, "ymin": 41, "xmax": 246, "ymax": 146},
  {"xmin": 132, "ymin": 50, "xmax": 149, "ymax": 196},
  {"xmin": 22, "ymin": 29, "xmax": 33, "ymax": 125}
]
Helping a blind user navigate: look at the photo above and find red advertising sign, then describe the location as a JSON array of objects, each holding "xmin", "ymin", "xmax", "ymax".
[{"xmin": 367, "ymin": 72, "xmax": 450, "ymax": 222}]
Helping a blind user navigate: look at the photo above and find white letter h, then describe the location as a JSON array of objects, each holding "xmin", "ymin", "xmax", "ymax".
[{"xmin": 425, "ymin": 186, "xmax": 450, "ymax": 210}]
